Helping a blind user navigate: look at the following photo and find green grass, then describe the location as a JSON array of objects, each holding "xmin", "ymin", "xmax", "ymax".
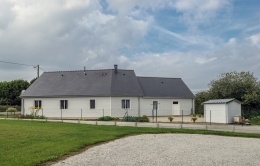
[{"xmin": 1, "ymin": 120, "xmax": 260, "ymax": 166}]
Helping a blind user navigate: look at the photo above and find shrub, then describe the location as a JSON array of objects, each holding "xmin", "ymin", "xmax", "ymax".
[
  {"xmin": 138, "ymin": 115, "xmax": 149, "ymax": 122},
  {"xmin": 97, "ymin": 116, "xmax": 119, "ymax": 121},
  {"xmin": 123, "ymin": 115, "xmax": 149, "ymax": 122},
  {"xmin": 191, "ymin": 117, "xmax": 197, "ymax": 123},
  {"xmin": 168, "ymin": 116, "xmax": 173, "ymax": 122},
  {"xmin": 20, "ymin": 114, "xmax": 45, "ymax": 119},
  {"xmin": 250, "ymin": 116, "xmax": 260, "ymax": 125},
  {"xmin": 0, "ymin": 105, "xmax": 21, "ymax": 112},
  {"xmin": 6, "ymin": 107, "xmax": 17, "ymax": 112}
]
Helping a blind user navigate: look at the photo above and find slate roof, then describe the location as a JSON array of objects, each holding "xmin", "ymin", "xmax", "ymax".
[
  {"xmin": 137, "ymin": 77, "xmax": 194, "ymax": 98},
  {"xmin": 21, "ymin": 68, "xmax": 194, "ymax": 98},
  {"xmin": 203, "ymin": 99, "xmax": 241, "ymax": 104}
]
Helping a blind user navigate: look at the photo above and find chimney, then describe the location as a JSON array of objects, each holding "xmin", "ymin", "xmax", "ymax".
[{"xmin": 114, "ymin": 64, "xmax": 118, "ymax": 73}]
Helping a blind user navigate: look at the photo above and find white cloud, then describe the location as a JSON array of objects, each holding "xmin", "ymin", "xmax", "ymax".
[
  {"xmin": 172, "ymin": 0, "xmax": 231, "ymax": 26},
  {"xmin": 248, "ymin": 33, "xmax": 260, "ymax": 47},
  {"xmin": 0, "ymin": 0, "xmax": 259, "ymax": 92}
]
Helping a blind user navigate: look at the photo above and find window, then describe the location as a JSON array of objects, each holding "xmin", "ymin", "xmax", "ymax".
[
  {"xmin": 122, "ymin": 99, "xmax": 130, "ymax": 109},
  {"xmin": 34, "ymin": 100, "xmax": 42, "ymax": 109},
  {"xmin": 153, "ymin": 101, "xmax": 158, "ymax": 110},
  {"xmin": 90, "ymin": 100, "xmax": 95, "ymax": 109},
  {"xmin": 173, "ymin": 101, "xmax": 178, "ymax": 104},
  {"xmin": 60, "ymin": 100, "xmax": 68, "ymax": 109}
]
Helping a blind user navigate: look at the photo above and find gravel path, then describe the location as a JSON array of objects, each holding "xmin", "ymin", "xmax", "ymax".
[{"xmin": 53, "ymin": 134, "xmax": 260, "ymax": 166}]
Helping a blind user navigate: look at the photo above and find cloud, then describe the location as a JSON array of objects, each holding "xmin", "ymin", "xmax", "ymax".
[
  {"xmin": 172, "ymin": 0, "xmax": 232, "ymax": 27},
  {"xmin": 0, "ymin": 0, "xmax": 259, "ymax": 92},
  {"xmin": 248, "ymin": 33, "xmax": 260, "ymax": 47}
]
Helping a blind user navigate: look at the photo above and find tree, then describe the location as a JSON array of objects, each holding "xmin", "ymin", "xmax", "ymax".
[
  {"xmin": 195, "ymin": 71, "xmax": 260, "ymax": 117},
  {"xmin": 0, "ymin": 80, "xmax": 30, "ymax": 106},
  {"xmin": 195, "ymin": 91, "xmax": 210, "ymax": 114}
]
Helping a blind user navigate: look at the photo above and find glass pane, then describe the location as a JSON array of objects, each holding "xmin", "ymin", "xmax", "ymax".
[
  {"xmin": 126, "ymin": 100, "xmax": 130, "ymax": 108},
  {"xmin": 153, "ymin": 101, "xmax": 158, "ymax": 110}
]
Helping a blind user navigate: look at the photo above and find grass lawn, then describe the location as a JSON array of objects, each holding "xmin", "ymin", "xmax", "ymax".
[{"xmin": 1, "ymin": 120, "xmax": 260, "ymax": 166}]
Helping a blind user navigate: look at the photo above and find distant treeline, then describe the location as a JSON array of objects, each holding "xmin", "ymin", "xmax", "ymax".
[{"xmin": 0, "ymin": 80, "xmax": 30, "ymax": 106}]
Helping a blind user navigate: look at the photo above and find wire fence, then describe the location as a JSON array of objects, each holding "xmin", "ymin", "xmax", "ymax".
[{"xmin": 19, "ymin": 107, "xmax": 194, "ymax": 122}]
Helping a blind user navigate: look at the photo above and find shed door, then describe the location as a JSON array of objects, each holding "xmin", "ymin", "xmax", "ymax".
[{"xmin": 172, "ymin": 101, "xmax": 180, "ymax": 115}]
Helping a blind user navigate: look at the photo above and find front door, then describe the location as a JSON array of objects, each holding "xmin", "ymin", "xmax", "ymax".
[{"xmin": 172, "ymin": 101, "xmax": 180, "ymax": 115}]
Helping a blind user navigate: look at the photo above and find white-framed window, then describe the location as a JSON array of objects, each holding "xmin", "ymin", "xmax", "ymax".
[
  {"xmin": 34, "ymin": 100, "xmax": 42, "ymax": 109},
  {"xmin": 90, "ymin": 100, "xmax": 95, "ymax": 109},
  {"xmin": 60, "ymin": 100, "xmax": 68, "ymax": 109},
  {"xmin": 122, "ymin": 99, "xmax": 130, "ymax": 109}
]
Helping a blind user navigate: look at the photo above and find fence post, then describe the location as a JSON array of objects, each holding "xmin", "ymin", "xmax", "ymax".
[
  {"xmin": 7, "ymin": 111, "xmax": 8, "ymax": 118},
  {"xmin": 42, "ymin": 109, "xmax": 43, "ymax": 119},
  {"xmin": 81, "ymin": 109, "xmax": 82, "ymax": 120},
  {"xmin": 103, "ymin": 109, "xmax": 104, "ymax": 118},
  {"xmin": 181, "ymin": 110, "xmax": 183, "ymax": 124},
  {"xmin": 61, "ymin": 109, "xmax": 63, "ymax": 122},
  {"xmin": 156, "ymin": 108, "xmax": 158, "ymax": 123},
  {"xmin": 210, "ymin": 110, "xmax": 211, "ymax": 125}
]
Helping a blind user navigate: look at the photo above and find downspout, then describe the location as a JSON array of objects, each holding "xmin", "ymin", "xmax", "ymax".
[{"xmin": 21, "ymin": 98, "xmax": 25, "ymax": 115}]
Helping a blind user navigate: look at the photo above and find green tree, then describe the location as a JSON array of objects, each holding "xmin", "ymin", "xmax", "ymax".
[
  {"xmin": 195, "ymin": 91, "xmax": 210, "ymax": 114},
  {"xmin": 0, "ymin": 80, "xmax": 30, "ymax": 105},
  {"xmin": 195, "ymin": 71, "xmax": 260, "ymax": 117}
]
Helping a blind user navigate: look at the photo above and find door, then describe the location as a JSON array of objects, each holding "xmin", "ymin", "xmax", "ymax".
[{"xmin": 172, "ymin": 101, "xmax": 180, "ymax": 115}]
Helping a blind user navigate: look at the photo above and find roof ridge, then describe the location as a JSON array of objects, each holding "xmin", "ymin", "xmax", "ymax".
[
  {"xmin": 137, "ymin": 76, "xmax": 181, "ymax": 79},
  {"xmin": 45, "ymin": 69, "xmax": 134, "ymax": 73}
]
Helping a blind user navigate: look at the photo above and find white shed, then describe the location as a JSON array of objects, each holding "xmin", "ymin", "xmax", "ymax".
[{"xmin": 203, "ymin": 99, "xmax": 241, "ymax": 124}]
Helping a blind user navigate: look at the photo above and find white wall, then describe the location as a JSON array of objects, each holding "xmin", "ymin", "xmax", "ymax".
[
  {"xmin": 23, "ymin": 97, "xmax": 194, "ymax": 118},
  {"xmin": 227, "ymin": 101, "xmax": 241, "ymax": 123},
  {"xmin": 204, "ymin": 102, "xmax": 242, "ymax": 124},
  {"xmin": 23, "ymin": 97, "xmax": 111, "ymax": 118},
  {"xmin": 110, "ymin": 97, "xmax": 139, "ymax": 117},
  {"xmin": 140, "ymin": 98, "xmax": 193, "ymax": 116},
  {"xmin": 204, "ymin": 104, "xmax": 227, "ymax": 123}
]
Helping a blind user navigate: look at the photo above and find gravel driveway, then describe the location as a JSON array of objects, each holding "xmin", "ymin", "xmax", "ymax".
[{"xmin": 53, "ymin": 134, "xmax": 260, "ymax": 166}]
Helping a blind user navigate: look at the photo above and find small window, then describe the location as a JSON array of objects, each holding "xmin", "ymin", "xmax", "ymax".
[
  {"xmin": 60, "ymin": 100, "xmax": 68, "ymax": 109},
  {"xmin": 34, "ymin": 100, "xmax": 42, "ymax": 109},
  {"xmin": 90, "ymin": 100, "xmax": 95, "ymax": 109},
  {"xmin": 173, "ymin": 101, "xmax": 178, "ymax": 104},
  {"xmin": 153, "ymin": 101, "xmax": 158, "ymax": 110},
  {"xmin": 122, "ymin": 99, "xmax": 130, "ymax": 109}
]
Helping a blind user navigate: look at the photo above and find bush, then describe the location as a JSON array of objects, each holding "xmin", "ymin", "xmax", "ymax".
[
  {"xmin": 97, "ymin": 116, "xmax": 119, "ymax": 121},
  {"xmin": 250, "ymin": 116, "xmax": 260, "ymax": 125},
  {"xmin": 168, "ymin": 116, "xmax": 173, "ymax": 122},
  {"xmin": 191, "ymin": 117, "xmax": 197, "ymax": 123},
  {"xmin": 6, "ymin": 107, "xmax": 17, "ymax": 112},
  {"xmin": 20, "ymin": 114, "xmax": 45, "ymax": 119},
  {"xmin": 0, "ymin": 105, "xmax": 21, "ymax": 112},
  {"xmin": 123, "ymin": 115, "xmax": 149, "ymax": 122}
]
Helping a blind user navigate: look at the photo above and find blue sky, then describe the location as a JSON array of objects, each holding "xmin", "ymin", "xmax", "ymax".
[{"xmin": 0, "ymin": 0, "xmax": 260, "ymax": 92}]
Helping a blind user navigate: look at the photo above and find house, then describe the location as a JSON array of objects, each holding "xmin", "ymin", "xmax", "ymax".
[
  {"xmin": 20, "ymin": 65, "xmax": 195, "ymax": 118},
  {"xmin": 203, "ymin": 99, "xmax": 241, "ymax": 123}
]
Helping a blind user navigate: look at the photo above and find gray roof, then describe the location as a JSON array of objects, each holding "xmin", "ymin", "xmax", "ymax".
[
  {"xmin": 203, "ymin": 99, "xmax": 241, "ymax": 104},
  {"xmin": 21, "ymin": 69, "xmax": 194, "ymax": 99},
  {"xmin": 138, "ymin": 77, "xmax": 194, "ymax": 98}
]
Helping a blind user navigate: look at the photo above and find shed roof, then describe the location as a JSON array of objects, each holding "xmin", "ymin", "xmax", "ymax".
[{"xmin": 203, "ymin": 99, "xmax": 241, "ymax": 104}]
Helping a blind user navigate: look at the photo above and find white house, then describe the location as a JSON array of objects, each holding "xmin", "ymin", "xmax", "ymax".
[
  {"xmin": 20, "ymin": 65, "xmax": 195, "ymax": 118},
  {"xmin": 203, "ymin": 99, "xmax": 241, "ymax": 124}
]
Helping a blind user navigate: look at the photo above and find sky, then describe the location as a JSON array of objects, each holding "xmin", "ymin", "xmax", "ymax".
[{"xmin": 0, "ymin": 0, "xmax": 260, "ymax": 92}]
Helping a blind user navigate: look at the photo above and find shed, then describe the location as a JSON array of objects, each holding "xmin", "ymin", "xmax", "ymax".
[{"xmin": 203, "ymin": 99, "xmax": 241, "ymax": 124}]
